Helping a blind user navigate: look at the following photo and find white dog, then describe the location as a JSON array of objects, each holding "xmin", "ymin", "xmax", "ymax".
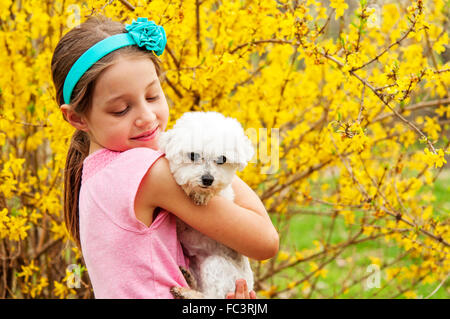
[{"xmin": 158, "ymin": 111, "xmax": 255, "ymax": 299}]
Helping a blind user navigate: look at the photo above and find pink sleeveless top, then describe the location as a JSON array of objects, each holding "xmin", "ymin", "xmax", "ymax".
[{"xmin": 79, "ymin": 147, "xmax": 189, "ymax": 299}]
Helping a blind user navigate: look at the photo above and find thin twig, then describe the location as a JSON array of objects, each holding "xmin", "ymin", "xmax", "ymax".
[
  {"xmin": 118, "ymin": 0, "xmax": 135, "ymax": 11},
  {"xmin": 424, "ymin": 273, "xmax": 449, "ymax": 299},
  {"xmin": 373, "ymin": 97, "xmax": 450, "ymax": 122}
]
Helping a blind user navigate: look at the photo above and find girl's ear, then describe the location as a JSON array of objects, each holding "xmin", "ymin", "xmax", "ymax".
[{"xmin": 60, "ymin": 104, "xmax": 89, "ymax": 132}]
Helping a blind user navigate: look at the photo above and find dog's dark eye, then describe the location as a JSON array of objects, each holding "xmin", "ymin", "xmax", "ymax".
[
  {"xmin": 189, "ymin": 152, "xmax": 201, "ymax": 162},
  {"xmin": 215, "ymin": 156, "xmax": 227, "ymax": 165}
]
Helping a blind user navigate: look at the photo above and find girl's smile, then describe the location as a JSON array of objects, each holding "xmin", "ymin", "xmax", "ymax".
[{"xmin": 131, "ymin": 126, "xmax": 160, "ymax": 141}]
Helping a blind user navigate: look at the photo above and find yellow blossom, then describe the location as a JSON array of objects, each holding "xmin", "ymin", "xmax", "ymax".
[
  {"xmin": 309, "ymin": 262, "xmax": 328, "ymax": 278},
  {"xmin": 368, "ymin": 256, "xmax": 381, "ymax": 266},
  {"xmin": 17, "ymin": 261, "xmax": 40, "ymax": 283},
  {"xmin": 277, "ymin": 250, "xmax": 290, "ymax": 262},
  {"xmin": 7, "ymin": 216, "xmax": 30, "ymax": 241},
  {"xmin": 287, "ymin": 281, "xmax": 297, "ymax": 289},
  {"xmin": 30, "ymin": 277, "xmax": 49, "ymax": 298},
  {"xmin": 403, "ymin": 290, "xmax": 418, "ymax": 299},
  {"xmin": 330, "ymin": 0, "xmax": 349, "ymax": 20},
  {"xmin": 259, "ymin": 285, "xmax": 277, "ymax": 298}
]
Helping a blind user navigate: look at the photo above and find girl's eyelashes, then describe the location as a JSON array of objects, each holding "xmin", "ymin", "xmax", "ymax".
[
  {"xmin": 112, "ymin": 106, "xmax": 130, "ymax": 116},
  {"xmin": 147, "ymin": 95, "xmax": 159, "ymax": 102},
  {"xmin": 111, "ymin": 96, "xmax": 159, "ymax": 116}
]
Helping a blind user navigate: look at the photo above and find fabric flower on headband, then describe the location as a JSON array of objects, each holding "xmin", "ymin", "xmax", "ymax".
[{"xmin": 125, "ymin": 17, "xmax": 167, "ymax": 56}]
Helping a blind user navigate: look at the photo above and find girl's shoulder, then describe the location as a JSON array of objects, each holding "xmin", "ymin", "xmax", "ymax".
[
  {"xmin": 123, "ymin": 146, "xmax": 163, "ymax": 156},
  {"xmin": 82, "ymin": 147, "xmax": 164, "ymax": 184},
  {"xmin": 120, "ymin": 147, "xmax": 164, "ymax": 160},
  {"xmin": 81, "ymin": 147, "xmax": 168, "ymax": 232},
  {"xmin": 118, "ymin": 147, "xmax": 165, "ymax": 171}
]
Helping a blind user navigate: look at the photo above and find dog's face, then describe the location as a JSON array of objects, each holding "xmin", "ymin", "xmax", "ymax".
[
  {"xmin": 173, "ymin": 150, "xmax": 239, "ymax": 204},
  {"xmin": 158, "ymin": 112, "xmax": 254, "ymax": 205}
]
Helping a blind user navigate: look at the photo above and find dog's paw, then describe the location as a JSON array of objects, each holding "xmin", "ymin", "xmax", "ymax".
[
  {"xmin": 170, "ymin": 286, "xmax": 205, "ymax": 299},
  {"xmin": 179, "ymin": 266, "xmax": 198, "ymax": 289},
  {"xmin": 170, "ymin": 286, "xmax": 188, "ymax": 299}
]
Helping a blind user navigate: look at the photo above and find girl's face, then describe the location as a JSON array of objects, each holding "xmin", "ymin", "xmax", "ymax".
[{"xmin": 77, "ymin": 56, "xmax": 169, "ymax": 153}]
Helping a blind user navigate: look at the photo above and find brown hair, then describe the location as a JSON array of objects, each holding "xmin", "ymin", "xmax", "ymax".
[{"xmin": 51, "ymin": 15, "xmax": 164, "ymax": 247}]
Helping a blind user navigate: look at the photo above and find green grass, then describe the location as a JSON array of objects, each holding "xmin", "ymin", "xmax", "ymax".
[{"xmin": 267, "ymin": 171, "xmax": 450, "ymax": 299}]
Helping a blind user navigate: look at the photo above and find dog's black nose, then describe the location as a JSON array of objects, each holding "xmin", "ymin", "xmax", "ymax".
[{"xmin": 201, "ymin": 174, "xmax": 214, "ymax": 186}]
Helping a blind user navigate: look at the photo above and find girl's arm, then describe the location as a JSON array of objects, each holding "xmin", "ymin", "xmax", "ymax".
[
  {"xmin": 142, "ymin": 157, "xmax": 279, "ymax": 260},
  {"xmin": 231, "ymin": 175, "xmax": 272, "ymax": 223}
]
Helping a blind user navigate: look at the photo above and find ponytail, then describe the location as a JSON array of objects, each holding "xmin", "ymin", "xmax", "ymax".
[{"xmin": 64, "ymin": 129, "xmax": 90, "ymax": 247}]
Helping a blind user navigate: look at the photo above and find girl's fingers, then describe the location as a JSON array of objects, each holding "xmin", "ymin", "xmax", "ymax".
[
  {"xmin": 228, "ymin": 279, "xmax": 254, "ymax": 299},
  {"xmin": 234, "ymin": 278, "xmax": 244, "ymax": 298},
  {"xmin": 234, "ymin": 278, "xmax": 249, "ymax": 299},
  {"xmin": 243, "ymin": 280, "xmax": 250, "ymax": 299}
]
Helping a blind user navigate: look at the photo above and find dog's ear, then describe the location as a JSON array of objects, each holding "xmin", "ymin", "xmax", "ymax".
[
  {"xmin": 235, "ymin": 135, "xmax": 255, "ymax": 171},
  {"xmin": 157, "ymin": 130, "xmax": 174, "ymax": 153}
]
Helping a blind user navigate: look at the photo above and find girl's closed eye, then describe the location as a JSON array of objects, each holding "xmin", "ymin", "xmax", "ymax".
[
  {"xmin": 112, "ymin": 96, "xmax": 159, "ymax": 116},
  {"xmin": 112, "ymin": 106, "xmax": 130, "ymax": 116},
  {"xmin": 147, "ymin": 95, "xmax": 159, "ymax": 102}
]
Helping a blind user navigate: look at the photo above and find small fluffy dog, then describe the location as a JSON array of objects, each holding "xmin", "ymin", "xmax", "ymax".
[{"xmin": 158, "ymin": 111, "xmax": 255, "ymax": 299}]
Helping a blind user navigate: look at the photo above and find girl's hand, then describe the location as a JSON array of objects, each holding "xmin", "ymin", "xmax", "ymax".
[{"xmin": 225, "ymin": 279, "xmax": 257, "ymax": 299}]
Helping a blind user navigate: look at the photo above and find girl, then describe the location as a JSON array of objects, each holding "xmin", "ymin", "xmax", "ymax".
[{"xmin": 51, "ymin": 15, "xmax": 278, "ymax": 299}]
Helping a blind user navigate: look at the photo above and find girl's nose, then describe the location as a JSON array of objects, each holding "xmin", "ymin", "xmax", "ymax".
[{"xmin": 135, "ymin": 106, "xmax": 157, "ymax": 127}]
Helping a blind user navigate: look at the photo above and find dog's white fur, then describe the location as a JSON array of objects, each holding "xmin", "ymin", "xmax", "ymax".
[{"xmin": 158, "ymin": 111, "xmax": 255, "ymax": 299}]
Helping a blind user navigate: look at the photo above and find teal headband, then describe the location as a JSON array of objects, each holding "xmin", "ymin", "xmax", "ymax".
[{"xmin": 63, "ymin": 17, "xmax": 167, "ymax": 105}]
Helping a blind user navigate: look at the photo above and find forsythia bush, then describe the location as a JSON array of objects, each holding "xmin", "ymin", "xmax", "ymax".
[{"xmin": 0, "ymin": 0, "xmax": 449, "ymax": 298}]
